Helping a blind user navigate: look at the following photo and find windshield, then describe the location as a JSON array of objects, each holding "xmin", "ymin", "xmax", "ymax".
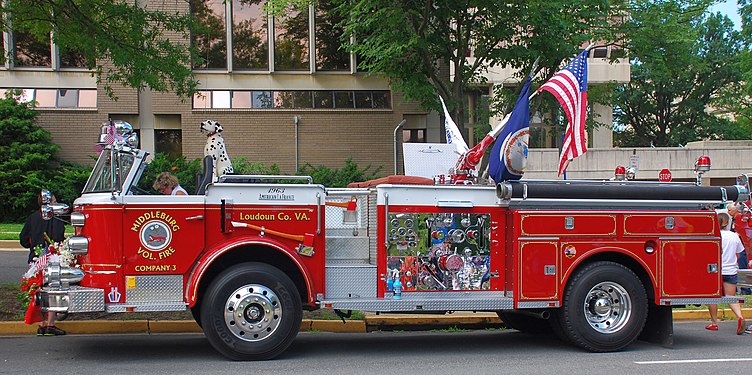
[{"xmin": 82, "ymin": 149, "xmax": 137, "ymax": 193}]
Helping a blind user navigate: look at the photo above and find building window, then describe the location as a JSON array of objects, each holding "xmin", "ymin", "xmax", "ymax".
[
  {"xmin": 403, "ymin": 129, "xmax": 425, "ymax": 143},
  {"xmin": 315, "ymin": 0, "xmax": 349, "ymax": 71},
  {"xmin": 253, "ymin": 91, "xmax": 273, "ymax": 108},
  {"xmin": 3, "ymin": 88, "xmax": 97, "ymax": 108},
  {"xmin": 212, "ymin": 90, "xmax": 231, "ymax": 108},
  {"xmin": 192, "ymin": 0, "xmax": 228, "ymax": 69},
  {"xmin": 231, "ymin": 91, "xmax": 252, "ymax": 108},
  {"xmin": 232, "ymin": 0, "xmax": 268, "ymax": 70},
  {"xmin": 57, "ymin": 89, "xmax": 78, "ymax": 108},
  {"xmin": 274, "ymin": 5, "xmax": 310, "ymax": 70},
  {"xmin": 334, "ymin": 91, "xmax": 354, "ymax": 108},
  {"xmin": 193, "ymin": 89, "xmax": 391, "ymax": 109},
  {"xmin": 35, "ymin": 89, "xmax": 57, "ymax": 107},
  {"xmin": 60, "ymin": 48, "xmax": 88, "ymax": 68},
  {"xmin": 13, "ymin": 30, "xmax": 52, "ymax": 67},
  {"xmin": 78, "ymin": 90, "xmax": 97, "ymax": 107},
  {"xmin": 154, "ymin": 129, "xmax": 183, "ymax": 159}
]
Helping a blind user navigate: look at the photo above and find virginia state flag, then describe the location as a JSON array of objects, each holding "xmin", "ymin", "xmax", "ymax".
[{"xmin": 489, "ymin": 76, "xmax": 532, "ymax": 183}]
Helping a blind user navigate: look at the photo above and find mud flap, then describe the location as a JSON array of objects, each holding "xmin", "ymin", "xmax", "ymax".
[{"xmin": 639, "ymin": 304, "xmax": 673, "ymax": 347}]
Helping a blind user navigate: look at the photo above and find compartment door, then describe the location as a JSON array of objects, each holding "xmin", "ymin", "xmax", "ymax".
[
  {"xmin": 518, "ymin": 241, "xmax": 559, "ymax": 300},
  {"xmin": 661, "ymin": 240, "xmax": 721, "ymax": 297}
]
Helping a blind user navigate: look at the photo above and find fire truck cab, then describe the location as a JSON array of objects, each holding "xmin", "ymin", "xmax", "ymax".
[{"xmin": 40, "ymin": 126, "xmax": 752, "ymax": 360}]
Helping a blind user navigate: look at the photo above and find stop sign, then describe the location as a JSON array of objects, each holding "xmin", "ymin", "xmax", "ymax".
[{"xmin": 659, "ymin": 168, "xmax": 672, "ymax": 182}]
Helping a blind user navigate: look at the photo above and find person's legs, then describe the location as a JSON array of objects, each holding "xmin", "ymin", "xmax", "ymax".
[
  {"xmin": 722, "ymin": 281, "xmax": 746, "ymax": 334},
  {"xmin": 707, "ymin": 304, "xmax": 719, "ymax": 329}
]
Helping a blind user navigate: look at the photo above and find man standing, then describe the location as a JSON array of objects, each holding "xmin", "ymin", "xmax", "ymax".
[{"xmin": 19, "ymin": 190, "xmax": 66, "ymax": 336}]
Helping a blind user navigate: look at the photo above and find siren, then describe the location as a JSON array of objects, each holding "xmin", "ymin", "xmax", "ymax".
[
  {"xmin": 694, "ymin": 155, "xmax": 711, "ymax": 185},
  {"xmin": 614, "ymin": 166, "xmax": 626, "ymax": 181}
]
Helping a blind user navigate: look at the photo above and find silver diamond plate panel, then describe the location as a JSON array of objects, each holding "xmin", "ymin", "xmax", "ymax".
[
  {"xmin": 106, "ymin": 303, "xmax": 187, "ymax": 313},
  {"xmin": 325, "ymin": 194, "xmax": 369, "ymax": 230},
  {"xmin": 326, "ymin": 236, "xmax": 371, "ymax": 261},
  {"xmin": 326, "ymin": 265, "xmax": 377, "ymax": 299},
  {"xmin": 42, "ymin": 286, "xmax": 105, "ymax": 313},
  {"xmin": 517, "ymin": 301, "xmax": 560, "ymax": 308},
  {"xmin": 126, "ymin": 275, "xmax": 183, "ymax": 303},
  {"xmin": 322, "ymin": 294, "xmax": 514, "ymax": 311},
  {"xmin": 659, "ymin": 297, "xmax": 745, "ymax": 305}
]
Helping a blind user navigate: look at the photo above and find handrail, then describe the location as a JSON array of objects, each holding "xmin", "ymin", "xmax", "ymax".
[{"xmin": 218, "ymin": 175, "xmax": 314, "ymax": 184}]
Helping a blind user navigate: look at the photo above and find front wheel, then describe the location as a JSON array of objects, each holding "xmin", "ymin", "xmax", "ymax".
[
  {"xmin": 200, "ymin": 263, "xmax": 302, "ymax": 360},
  {"xmin": 555, "ymin": 261, "xmax": 647, "ymax": 352}
]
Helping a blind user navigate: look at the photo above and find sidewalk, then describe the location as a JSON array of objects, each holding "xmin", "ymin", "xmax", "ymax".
[{"xmin": 1, "ymin": 309, "xmax": 750, "ymax": 335}]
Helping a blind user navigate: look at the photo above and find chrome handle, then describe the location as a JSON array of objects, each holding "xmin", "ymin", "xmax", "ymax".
[{"xmin": 186, "ymin": 215, "xmax": 204, "ymax": 221}]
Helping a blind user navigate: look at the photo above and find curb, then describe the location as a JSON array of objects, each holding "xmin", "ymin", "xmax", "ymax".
[
  {"xmin": 0, "ymin": 240, "xmax": 22, "ymax": 249},
  {"xmin": 1, "ymin": 309, "xmax": 749, "ymax": 335}
]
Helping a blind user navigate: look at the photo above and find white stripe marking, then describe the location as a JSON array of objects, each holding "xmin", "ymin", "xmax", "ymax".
[{"xmin": 635, "ymin": 358, "xmax": 752, "ymax": 365}]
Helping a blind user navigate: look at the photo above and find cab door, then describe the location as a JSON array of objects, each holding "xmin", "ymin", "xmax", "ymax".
[{"xmin": 121, "ymin": 195, "xmax": 206, "ymax": 275}]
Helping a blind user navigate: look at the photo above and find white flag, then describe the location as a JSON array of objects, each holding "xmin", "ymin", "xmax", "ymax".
[{"xmin": 439, "ymin": 96, "xmax": 469, "ymax": 154}]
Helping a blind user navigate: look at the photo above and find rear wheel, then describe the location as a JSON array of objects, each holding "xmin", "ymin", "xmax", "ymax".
[
  {"xmin": 555, "ymin": 261, "xmax": 647, "ymax": 352},
  {"xmin": 200, "ymin": 262, "xmax": 301, "ymax": 360}
]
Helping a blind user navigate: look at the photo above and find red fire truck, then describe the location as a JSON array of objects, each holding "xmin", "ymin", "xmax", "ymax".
[{"xmin": 40, "ymin": 124, "xmax": 751, "ymax": 360}]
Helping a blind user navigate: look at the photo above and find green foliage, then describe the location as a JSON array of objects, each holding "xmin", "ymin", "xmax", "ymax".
[
  {"xmin": 327, "ymin": 0, "xmax": 621, "ymax": 126},
  {"xmin": 136, "ymin": 153, "xmax": 203, "ymax": 195},
  {"xmin": 298, "ymin": 158, "xmax": 382, "ymax": 188},
  {"xmin": 2, "ymin": 0, "xmax": 200, "ymax": 99},
  {"xmin": 0, "ymin": 93, "xmax": 88, "ymax": 221},
  {"xmin": 232, "ymin": 157, "xmax": 282, "ymax": 175},
  {"xmin": 614, "ymin": 0, "xmax": 748, "ymax": 147}
]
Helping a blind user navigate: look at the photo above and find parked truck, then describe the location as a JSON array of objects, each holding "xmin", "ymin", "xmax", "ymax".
[{"xmin": 39, "ymin": 124, "xmax": 751, "ymax": 360}]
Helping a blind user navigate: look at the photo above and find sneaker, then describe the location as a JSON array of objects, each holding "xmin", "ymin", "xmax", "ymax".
[
  {"xmin": 705, "ymin": 323, "xmax": 718, "ymax": 331},
  {"xmin": 36, "ymin": 326, "xmax": 46, "ymax": 336},
  {"xmin": 737, "ymin": 318, "xmax": 746, "ymax": 335},
  {"xmin": 745, "ymin": 327, "xmax": 752, "ymax": 334},
  {"xmin": 43, "ymin": 326, "xmax": 66, "ymax": 336}
]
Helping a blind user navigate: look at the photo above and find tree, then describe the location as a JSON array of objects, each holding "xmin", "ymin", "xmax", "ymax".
[
  {"xmin": 2, "ymin": 0, "xmax": 200, "ymax": 98},
  {"xmin": 324, "ymin": 0, "xmax": 621, "ymax": 134},
  {"xmin": 613, "ymin": 0, "xmax": 746, "ymax": 147},
  {"xmin": 0, "ymin": 92, "xmax": 89, "ymax": 221}
]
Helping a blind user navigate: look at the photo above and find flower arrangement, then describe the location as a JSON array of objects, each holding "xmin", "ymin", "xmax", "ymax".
[{"xmin": 17, "ymin": 237, "xmax": 78, "ymax": 308}]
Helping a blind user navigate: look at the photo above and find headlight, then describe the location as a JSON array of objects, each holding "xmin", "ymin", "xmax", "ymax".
[
  {"xmin": 67, "ymin": 236, "xmax": 89, "ymax": 255},
  {"xmin": 71, "ymin": 212, "xmax": 85, "ymax": 227},
  {"xmin": 44, "ymin": 263, "xmax": 84, "ymax": 287}
]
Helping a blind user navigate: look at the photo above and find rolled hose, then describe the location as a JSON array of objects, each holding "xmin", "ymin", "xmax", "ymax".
[{"xmin": 500, "ymin": 182, "xmax": 745, "ymax": 202}]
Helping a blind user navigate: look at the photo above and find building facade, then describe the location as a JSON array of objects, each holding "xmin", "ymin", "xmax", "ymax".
[{"xmin": 7, "ymin": 1, "xmax": 732, "ymax": 184}]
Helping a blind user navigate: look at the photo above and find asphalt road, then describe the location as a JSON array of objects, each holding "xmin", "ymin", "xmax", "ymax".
[
  {"xmin": 0, "ymin": 321, "xmax": 750, "ymax": 374},
  {"xmin": 0, "ymin": 249, "xmax": 28, "ymax": 284}
]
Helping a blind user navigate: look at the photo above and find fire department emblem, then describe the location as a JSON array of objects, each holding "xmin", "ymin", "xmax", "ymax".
[
  {"xmin": 139, "ymin": 220, "xmax": 172, "ymax": 251},
  {"xmin": 564, "ymin": 245, "xmax": 577, "ymax": 259},
  {"xmin": 502, "ymin": 128, "xmax": 529, "ymax": 176}
]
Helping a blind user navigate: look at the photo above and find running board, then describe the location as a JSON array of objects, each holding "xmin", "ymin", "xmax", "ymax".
[
  {"xmin": 106, "ymin": 303, "xmax": 187, "ymax": 313},
  {"xmin": 322, "ymin": 292, "xmax": 513, "ymax": 311}
]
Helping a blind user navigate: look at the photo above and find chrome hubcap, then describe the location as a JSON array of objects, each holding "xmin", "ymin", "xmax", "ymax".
[
  {"xmin": 224, "ymin": 284, "xmax": 281, "ymax": 342},
  {"xmin": 583, "ymin": 281, "xmax": 631, "ymax": 333}
]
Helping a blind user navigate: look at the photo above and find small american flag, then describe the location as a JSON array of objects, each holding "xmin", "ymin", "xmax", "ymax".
[{"xmin": 539, "ymin": 49, "xmax": 589, "ymax": 176}]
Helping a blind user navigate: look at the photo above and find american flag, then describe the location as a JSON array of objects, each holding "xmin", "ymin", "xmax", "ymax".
[{"xmin": 539, "ymin": 49, "xmax": 589, "ymax": 176}]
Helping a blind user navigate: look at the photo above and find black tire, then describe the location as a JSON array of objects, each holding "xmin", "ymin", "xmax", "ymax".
[
  {"xmin": 200, "ymin": 262, "xmax": 302, "ymax": 360},
  {"xmin": 555, "ymin": 261, "xmax": 647, "ymax": 352},
  {"xmin": 497, "ymin": 311, "xmax": 552, "ymax": 334},
  {"xmin": 190, "ymin": 305, "xmax": 202, "ymax": 328}
]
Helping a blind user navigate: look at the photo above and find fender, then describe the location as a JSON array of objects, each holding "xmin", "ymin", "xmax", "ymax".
[
  {"xmin": 558, "ymin": 245, "xmax": 658, "ymax": 303},
  {"xmin": 184, "ymin": 236, "xmax": 315, "ymax": 307}
]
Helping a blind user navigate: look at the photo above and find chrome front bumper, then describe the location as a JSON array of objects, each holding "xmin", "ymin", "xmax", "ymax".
[{"xmin": 39, "ymin": 286, "xmax": 105, "ymax": 313}]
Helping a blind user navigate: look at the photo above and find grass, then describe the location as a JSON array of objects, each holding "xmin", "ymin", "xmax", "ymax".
[
  {"xmin": 0, "ymin": 223, "xmax": 73, "ymax": 240},
  {"xmin": 430, "ymin": 326, "xmax": 467, "ymax": 333}
]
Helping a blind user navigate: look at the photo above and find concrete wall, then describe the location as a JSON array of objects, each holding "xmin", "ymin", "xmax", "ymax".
[{"xmin": 524, "ymin": 141, "xmax": 752, "ymax": 183}]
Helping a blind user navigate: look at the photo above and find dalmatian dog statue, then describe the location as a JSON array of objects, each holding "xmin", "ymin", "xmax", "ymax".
[{"xmin": 200, "ymin": 120, "xmax": 234, "ymax": 180}]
